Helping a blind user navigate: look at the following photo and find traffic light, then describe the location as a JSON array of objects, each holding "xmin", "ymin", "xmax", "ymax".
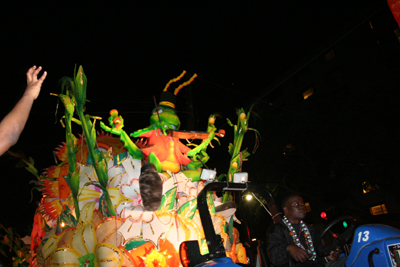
[
  {"xmin": 320, "ymin": 211, "xmax": 327, "ymax": 220},
  {"xmin": 343, "ymin": 221, "xmax": 348, "ymax": 228}
]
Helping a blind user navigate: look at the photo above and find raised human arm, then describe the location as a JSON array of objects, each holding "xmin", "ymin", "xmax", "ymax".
[{"xmin": 0, "ymin": 66, "xmax": 47, "ymax": 156}]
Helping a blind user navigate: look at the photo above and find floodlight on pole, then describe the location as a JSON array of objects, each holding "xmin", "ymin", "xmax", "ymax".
[
  {"xmin": 233, "ymin": 172, "xmax": 248, "ymax": 183},
  {"xmin": 200, "ymin": 169, "xmax": 217, "ymax": 182}
]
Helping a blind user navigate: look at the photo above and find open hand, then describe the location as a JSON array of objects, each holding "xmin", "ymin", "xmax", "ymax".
[{"xmin": 24, "ymin": 66, "xmax": 47, "ymax": 100}]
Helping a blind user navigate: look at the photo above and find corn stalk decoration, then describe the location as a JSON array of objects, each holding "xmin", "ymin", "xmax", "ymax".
[
  {"xmin": 222, "ymin": 107, "xmax": 260, "ymax": 203},
  {"xmin": 58, "ymin": 66, "xmax": 116, "ymax": 219}
]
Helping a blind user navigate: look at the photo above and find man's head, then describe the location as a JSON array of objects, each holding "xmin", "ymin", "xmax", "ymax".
[
  {"xmin": 141, "ymin": 163, "xmax": 157, "ymax": 173},
  {"xmin": 139, "ymin": 169, "xmax": 163, "ymax": 211},
  {"xmin": 282, "ymin": 193, "xmax": 306, "ymax": 223}
]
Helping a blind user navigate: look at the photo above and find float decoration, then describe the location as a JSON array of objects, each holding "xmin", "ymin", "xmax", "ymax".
[
  {"xmin": 0, "ymin": 224, "xmax": 32, "ymax": 267},
  {"xmin": 222, "ymin": 107, "xmax": 261, "ymax": 203},
  {"xmin": 13, "ymin": 66, "xmax": 260, "ymax": 266},
  {"xmin": 100, "ymin": 70, "xmax": 218, "ymax": 175}
]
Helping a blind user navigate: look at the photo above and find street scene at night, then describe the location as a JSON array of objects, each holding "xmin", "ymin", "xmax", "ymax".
[{"xmin": 1, "ymin": 1, "xmax": 400, "ymax": 266}]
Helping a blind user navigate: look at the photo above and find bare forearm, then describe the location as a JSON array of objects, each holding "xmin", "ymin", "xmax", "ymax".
[
  {"xmin": 0, "ymin": 66, "xmax": 46, "ymax": 156},
  {"xmin": 0, "ymin": 94, "xmax": 35, "ymax": 154}
]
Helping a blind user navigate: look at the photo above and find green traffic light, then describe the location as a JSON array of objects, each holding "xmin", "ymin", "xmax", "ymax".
[{"xmin": 343, "ymin": 221, "xmax": 348, "ymax": 228}]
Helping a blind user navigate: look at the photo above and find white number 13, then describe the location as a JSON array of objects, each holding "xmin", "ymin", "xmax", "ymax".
[{"xmin": 357, "ymin": 231, "xmax": 370, "ymax": 243}]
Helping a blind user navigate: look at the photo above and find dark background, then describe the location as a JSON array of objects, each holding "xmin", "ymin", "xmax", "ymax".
[{"xmin": 0, "ymin": 1, "xmax": 397, "ymax": 238}]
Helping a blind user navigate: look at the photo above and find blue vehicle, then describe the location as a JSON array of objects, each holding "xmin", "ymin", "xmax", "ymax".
[
  {"xmin": 318, "ymin": 215, "xmax": 400, "ymax": 266},
  {"xmin": 179, "ymin": 182, "xmax": 400, "ymax": 267},
  {"xmin": 345, "ymin": 224, "xmax": 400, "ymax": 266}
]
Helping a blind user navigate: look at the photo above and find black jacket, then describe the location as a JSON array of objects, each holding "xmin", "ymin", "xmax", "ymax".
[{"xmin": 267, "ymin": 220, "xmax": 330, "ymax": 267}]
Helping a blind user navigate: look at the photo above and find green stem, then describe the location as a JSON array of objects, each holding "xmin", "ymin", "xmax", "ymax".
[
  {"xmin": 61, "ymin": 95, "xmax": 80, "ymax": 221},
  {"xmin": 78, "ymin": 111, "xmax": 117, "ymax": 217}
]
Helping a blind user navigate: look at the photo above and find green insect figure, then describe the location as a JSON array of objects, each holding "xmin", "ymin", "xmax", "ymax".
[{"xmin": 102, "ymin": 71, "xmax": 218, "ymax": 175}]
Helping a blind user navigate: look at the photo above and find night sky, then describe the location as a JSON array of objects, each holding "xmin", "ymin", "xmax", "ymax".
[{"xmin": 0, "ymin": 1, "xmax": 391, "ymax": 234}]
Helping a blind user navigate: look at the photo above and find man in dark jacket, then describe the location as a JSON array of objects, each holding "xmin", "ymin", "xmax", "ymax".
[{"xmin": 267, "ymin": 194, "xmax": 346, "ymax": 266}]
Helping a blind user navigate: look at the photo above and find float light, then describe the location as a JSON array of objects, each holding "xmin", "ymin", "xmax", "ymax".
[
  {"xmin": 200, "ymin": 169, "xmax": 217, "ymax": 182},
  {"xmin": 233, "ymin": 172, "xmax": 248, "ymax": 183}
]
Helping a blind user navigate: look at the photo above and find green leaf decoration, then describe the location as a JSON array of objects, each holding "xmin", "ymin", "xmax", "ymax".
[
  {"xmin": 70, "ymin": 172, "xmax": 80, "ymax": 198},
  {"xmin": 228, "ymin": 216, "xmax": 234, "ymax": 245},
  {"xmin": 95, "ymin": 157, "xmax": 109, "ymax": 188},
  {"xmin": 240, "ymin": 148, "xmax": 251, "ymax": 158},
  {"xmin": 74, "ymin": 66, "xmax": 88, "ymax": 112},
  {"xmin": 213, "ymin": 137, "xmax": 221, "ymax": 145},
  {"xmin": 8, "ymin": 151, "xmax": 40, "ymax": 179},
  {"xmin": 99, "ymin": 194, "xmax": 113, "ymax": 218},
  {"xmin": 206, "ymin": 192, "xmax": 215, "ymax": 215},
  {"xmin": 159, "ymin": 188, "xmax": 177, "ymax": 212},
  {"xmin": 177, "ymin": 199, "xmax": 197, "ymax": 219},
  {"xmin": 63, "ymin": 175, "xmax": 71, "ymax": 188},
  {"xmin": 60, "ymin": 206, "xmax": 77, "ymax": 228},
  {"xmin": 125, "ymin": 239, "xmax": 149, "ymax": 251},
  {"xmin": 44, "ymin": 222, "xmax": 51, "ymax": 232},
  {"xmin": 217, "ymin": 174, "xmax": 226, "ymax": 182},
  {"xmin": 200, "ymin": 239, "xmax": 209, "ymax": 255},
  {"xmin": 228, "ymin": 143, "xmax": 234, "ymax": 155},
  {"xmin": 0, "ymin": 225, "xmax": 31, "ymax": 266},
  {"xmin": 31, "ymin": 186, "xmax": 43, "ymax": 191},
  {"xmin": 78, "ymin": 253, "xmax": 95, "ymax": 267}
]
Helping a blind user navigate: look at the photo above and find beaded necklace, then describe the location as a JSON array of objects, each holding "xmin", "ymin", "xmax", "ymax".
[{"xmin": 282, "ymin": 216, "xmax": 317, "ymax": 261}]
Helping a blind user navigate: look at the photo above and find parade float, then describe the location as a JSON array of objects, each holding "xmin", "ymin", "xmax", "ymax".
[{"xmin": 17, "ymin": 66, "xmax": 260, "ymax": 267}]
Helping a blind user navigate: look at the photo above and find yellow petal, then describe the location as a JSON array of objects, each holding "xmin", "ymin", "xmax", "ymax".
[
  {"xmin": 36, "ymin": 255, "xmax": 45, "ymax": 265},
  {"xmin": 108, "ymin": 187, "xmax": 130, "ymax": 209},
  {"xmin": 80, "ymin": 202, "xmax": 97, "ymax": 223},
  {"xmin": 79, "ymin": 164, "xmax": 99, "ymax": 186},
  {"xmin": 51, "ymin": 248, "xmax": 81, "ymax": 266},
  {"xmin": 119, "ymin": 246, "xmax": 136, "ymax": 267},
  {"xmin": 236, "ymin": 243, "xmax": 247, "ymax": 264},
  {"xmin": 42, "ymin": 233, "xmax": 65, "ymax": 260},
  {"xmin": 78, "ymin": 188, "xmax": 101, "ymax": 202},
  {"xmin": 72, "ymin": 222, "xmax": 96, "ymax": 255},
  {"xmin": 96, "ymin": 243, "xmax": 123, "ymax": 267},
  {"xmin": 58, "ymin": 227, "xmax": 76, "ymax": 248},
  {"xmin": 96, "ymin": 217, "xmax": 124, "ymax": 247},
  {"xmin": 93, "ymin": 209, "xmax": 104, "ymax": 228}
]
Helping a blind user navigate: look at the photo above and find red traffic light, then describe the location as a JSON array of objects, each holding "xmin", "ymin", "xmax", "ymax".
[{"xmin": 320, "ymin": 212, "xmax": 327, "ymax": 219}]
